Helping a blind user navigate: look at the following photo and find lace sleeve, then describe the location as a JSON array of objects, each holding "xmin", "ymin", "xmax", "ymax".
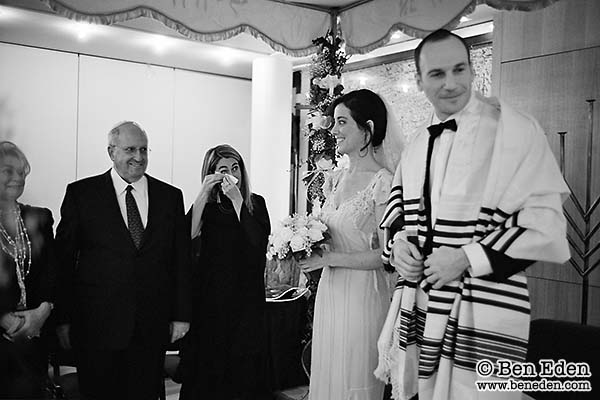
[
  {"xmin": 372, "ymin": 169, "xmax": 393, "ymax": 206},
  {"xmin": 353, "ymin": 169, "xmax": 393, "ymax": 235}
]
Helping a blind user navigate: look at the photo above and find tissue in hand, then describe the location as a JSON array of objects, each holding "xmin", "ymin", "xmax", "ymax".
[{"xmin": 223, "ymin": 174, "xmax": 238, "ymax": 185}]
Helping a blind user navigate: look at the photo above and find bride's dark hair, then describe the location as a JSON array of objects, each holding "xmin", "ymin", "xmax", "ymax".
[{"xmin": 329, "ymin": 89, "xmax": 388, "ymax": 152}]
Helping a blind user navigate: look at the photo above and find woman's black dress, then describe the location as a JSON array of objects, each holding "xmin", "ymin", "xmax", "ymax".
[
  {"xmin": 0, "ymin": 204, "xmax": 57, "ymax": 399},
  {"xmin": 179, "ymin": 193, "xmax": 270, "ymax": 400}
]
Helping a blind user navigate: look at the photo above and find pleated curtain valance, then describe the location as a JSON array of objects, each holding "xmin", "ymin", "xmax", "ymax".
[{"xmin": 38, "ymin": 0, "xmax": 561, "ymax": 56}]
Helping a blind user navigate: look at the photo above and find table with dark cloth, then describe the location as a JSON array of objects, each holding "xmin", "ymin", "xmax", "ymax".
[{"xmin": 265, "ymin": 295, "xmax": 309, "ymax": 391}]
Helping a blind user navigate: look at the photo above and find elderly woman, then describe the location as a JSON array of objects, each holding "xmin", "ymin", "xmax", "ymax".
[
  {"xmin": 0, "ymin": 141, "xmax": 56, "ymax": 398},
  {"xmin": 179, "ymin": 144, "xmax": 271, "ymax": 400}
]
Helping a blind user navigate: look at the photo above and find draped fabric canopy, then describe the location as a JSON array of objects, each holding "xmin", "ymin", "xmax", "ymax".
[{"xmin": 38, "ymin": 0, "xmax": 560, "ymax": 56}]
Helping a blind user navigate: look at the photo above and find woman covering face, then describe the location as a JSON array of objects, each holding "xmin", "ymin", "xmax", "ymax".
[
  {"xmin": 0, "ymin": 141, "xmax": 57, "ymax": 398},
  {"xmin": 178, "ymin": 144, "xmax": 272, "ymax": 400}
]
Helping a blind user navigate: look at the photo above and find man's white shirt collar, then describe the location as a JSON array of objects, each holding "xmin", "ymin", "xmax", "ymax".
[{"xmin": 110, "ymin": 168, "xmax": 147, "ymax": 195}]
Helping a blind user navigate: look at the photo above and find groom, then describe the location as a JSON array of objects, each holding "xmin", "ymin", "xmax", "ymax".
[
  {"xmin": 378, "ymin": 29, "xmax": 570, "ymax": 400},
  {"xmin": 55, "ymin": 121, "xmax": 191, "ymax": 399}
]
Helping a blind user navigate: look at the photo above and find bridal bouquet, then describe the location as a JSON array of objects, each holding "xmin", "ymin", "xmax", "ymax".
[{"xmin": 267, "ymin": 213, "xmax": 330, "ymax": 262}]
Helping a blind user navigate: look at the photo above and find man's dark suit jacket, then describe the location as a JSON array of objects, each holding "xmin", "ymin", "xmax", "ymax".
[{"xmin": 55, "ymin": 170, "xmax": 191, "ymax": 349}]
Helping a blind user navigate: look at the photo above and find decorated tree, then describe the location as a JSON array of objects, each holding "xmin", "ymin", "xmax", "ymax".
[
  {"xmin": 303, "ymin": 30, "xmax": 349, "ymax": 210},
  {"xmin": 300, "ymin": 31, "xmax": 349, "ymax": 375}
]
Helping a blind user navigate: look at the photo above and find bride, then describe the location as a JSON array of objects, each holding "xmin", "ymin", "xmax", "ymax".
[{"xmin": 300, "ymin": 89, "xmax": 402, "ymax": 400}]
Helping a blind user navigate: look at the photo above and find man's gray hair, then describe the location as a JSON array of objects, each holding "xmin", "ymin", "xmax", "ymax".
[{"xmin": 107, "ymin": 121, "xmax": 147, "ymax": 147}]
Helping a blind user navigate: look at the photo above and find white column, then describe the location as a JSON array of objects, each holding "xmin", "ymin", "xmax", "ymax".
[{"xmin": 250, "ymin": 55, "xmax": 293, "ymax": 226}]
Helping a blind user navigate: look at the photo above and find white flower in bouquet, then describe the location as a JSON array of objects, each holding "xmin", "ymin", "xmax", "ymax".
[
  {"xmin": 307, "ymin": 227, "xmax": 324, "ymax": 242},
  {"xmin": 293, "ymin": 215, "xmax": 308, "ymax": 230},
  {"xmin": 266, "ymin": 212, "xmax": 330, "ymax": 261},
  {"xmin": 308, "ymin": 218, "xmax": 327, "ymax": 231},
  {"xmin": 290, "ymin": 234, "xmax": 306, "ymax": 252},
  {"xmin": 280, "ymin": 226, "xmax": 294, "ymax": 242}
]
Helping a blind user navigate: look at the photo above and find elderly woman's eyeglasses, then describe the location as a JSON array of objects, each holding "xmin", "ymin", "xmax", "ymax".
[{"xmin": 112, "ymin": 146, "xmax": 150, "ymax": 156}]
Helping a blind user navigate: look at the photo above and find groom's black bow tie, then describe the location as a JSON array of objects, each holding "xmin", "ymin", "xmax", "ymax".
[
  {"xmin": 427, "ymin": 119, "xmax": 458, "ymax": 138},
  {"xmin": 421, "ymin": 118, "xmax": 457, "ymax": 257}
]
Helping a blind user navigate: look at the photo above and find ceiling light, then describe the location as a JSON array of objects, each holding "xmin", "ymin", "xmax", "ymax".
[
  {"xmin": 150, "ymin": 34, "xmax": 171, "ymax": 54},
  {"xmin": 460, "ymin": 16, "xmax": 471, "ymax": 23},
  {"xmin": 70, "ymin": 21, "xmax": 98, "ymax": 41},
  {"xmin": 0, "ymin": 6, "xmax": 17, "ymax": 20},
  {"xmin": 218, "ymin": 47, "xmax": 238, "ymax": 65},
  {"xmin": 391, "ymin": 31, "xmax": 402, "ymax": 40}
]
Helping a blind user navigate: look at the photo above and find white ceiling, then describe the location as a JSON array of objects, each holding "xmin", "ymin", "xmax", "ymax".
[{"xmin": 0, "ymin": 2, "xmax": 497, "ymax": 79}]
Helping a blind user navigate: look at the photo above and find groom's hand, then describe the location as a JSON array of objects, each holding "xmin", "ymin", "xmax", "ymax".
[
  {"xmin": 390, "ymin": 237, "xmax": 424, "ymax": 281},
  {"xmin": 423, "ymin": 246, "xmax": 469, "ymax": 289}
]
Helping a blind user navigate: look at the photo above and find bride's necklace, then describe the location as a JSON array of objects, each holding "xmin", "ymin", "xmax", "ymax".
[{"xmin": 0, "ymin": 206, "xmax": 32, "ymax": 309}]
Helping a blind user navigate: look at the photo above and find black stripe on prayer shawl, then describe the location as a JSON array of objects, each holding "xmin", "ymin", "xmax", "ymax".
[
  {"xmin": 498, "ymin": 227, "xmax": 526, "ymax": 253},
  {"xmin": 455, "ymin": 325, "xmax": 529, "ymax": 352},
  {"xmin": 481, "ymin": 225, "xmax": 525, "ymax": 253},
  {"xmin": 453, "ymin": 337, "xmax": 528, "ymax": 364},
  {"xmin": 426, "ymin": 307, "xmax": 454, "ymax": 315},
  {"xmin": 480, "ymin": 207, "xmax": 495, "ymax": 216},
  {"xmin": 481, "ymin": 229, "xmax": 504, "ymax": 248},
  {"xmin": 380, "ymin": 196, "xmax": 403, "ymax": 222},
  {"xmin": 428, "ymin": 284, "xmax": 463, "ymax": 295},
  {"xmin": 495, "ymin": 207, "xmax": 511, "ymax": 219},
  {"xmin": 433, "ymin": 229, "xmax": 476, "ymax": 238},
  {"xmin": 453, "ymin": 334, "xmax": 529, "ymax": 366},
  {"xmin": 418, "ymin": 328, "xmax": 528, "ymax": 375},
  {"xmin": 461, "ymin": 294, "xmax": 530, "ymax": 314},
  {"xmin": 398, "ymin": 314, "xmax": 419, "ymax": 348},
  {"xmin": 479, "ymin": 275, "xmax": 528, "ymax": 289},
  {"xmin": 435, "ymin": 218, "xmax": 479, "ymax": 227},
  {"xmin": 385, "ymin": 190, "xmax": 403, "ymax": 205},
  {"xmin": 405, "ymin": 198, "xmax": 421, "ymax": 205},
  {"xmin": 398, "ymin": 279, "xmax": 419, "ymax": 289},
  {"xmin": 464, "ymin": 282, "xmax": 530, "ymax": 303},
  {"xmin": 427, "ymin": 294, "xmax": 457, "ymax": 305}
]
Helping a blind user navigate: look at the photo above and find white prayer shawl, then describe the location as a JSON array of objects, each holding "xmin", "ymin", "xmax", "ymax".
[{"xmin": 375, "ymin": 94, "xmax": 570, "ymax": 400}]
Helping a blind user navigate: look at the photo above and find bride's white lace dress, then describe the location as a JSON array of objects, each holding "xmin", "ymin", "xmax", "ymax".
[{"xmin": 309, "ymin": 168, "xmax": 393, "ymax": 400}]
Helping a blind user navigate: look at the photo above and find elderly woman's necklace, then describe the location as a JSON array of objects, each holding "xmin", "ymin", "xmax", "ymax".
[{"xmin": 0, "ymin": 206, "xmax": 32, "ymax": 309}]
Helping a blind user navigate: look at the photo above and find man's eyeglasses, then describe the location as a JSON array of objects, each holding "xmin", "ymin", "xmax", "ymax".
[{"xmin": 111, "ymin": 146, "xmax": 150, "ymax": 156}]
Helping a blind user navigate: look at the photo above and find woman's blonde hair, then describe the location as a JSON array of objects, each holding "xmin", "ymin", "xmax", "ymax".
[{"xmin": 0, "ymin": 141, "xmax": 31, "ymax": 177}]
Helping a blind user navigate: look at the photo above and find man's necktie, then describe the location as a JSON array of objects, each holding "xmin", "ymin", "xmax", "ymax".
[
  {"xmin": 125, "ymin": 185, "xmax": 144, "ymax": 249},
  {"xmin": 422, "ymin": 119, "xmax": 457, "ymax": 256}
]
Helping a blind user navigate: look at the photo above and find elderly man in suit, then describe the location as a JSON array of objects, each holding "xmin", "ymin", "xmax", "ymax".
[{"xmin": 55, "ymin": 121, "xmax": 191, "ymax": 400}]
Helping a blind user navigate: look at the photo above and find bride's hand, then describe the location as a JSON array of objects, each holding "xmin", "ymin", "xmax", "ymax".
[{"xmin": 299, "ymin": 251, "xmax": 330, "ymax": 272}]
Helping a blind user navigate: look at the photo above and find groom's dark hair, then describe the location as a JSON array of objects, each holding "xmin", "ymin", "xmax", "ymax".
[{"xmin": 414, "ymin": 29, "xmax": 471, "ymax": 76}]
